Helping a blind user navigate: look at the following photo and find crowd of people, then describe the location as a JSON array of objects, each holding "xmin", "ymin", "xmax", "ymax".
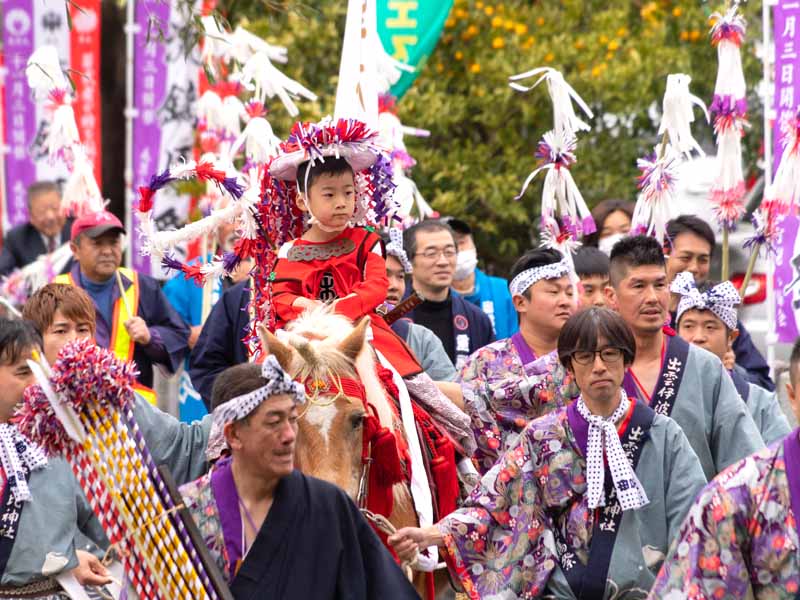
[{"xmin": 0, "ymin": 153, "xmax": 798, "ymax": 599}]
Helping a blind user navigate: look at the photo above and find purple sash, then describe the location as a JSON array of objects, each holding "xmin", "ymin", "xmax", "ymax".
[
  {"xmin": 622, "ymin": 334, "xmax": 689, "ymax": 417},
  {"xmin": 511, "ymin": 332, "xmax": 537, "ymax": 366},
  {"xmin": 783, "ymin": 430, "xmax": 800, "ymax": 543},
  {"xmin": 210, "ymin": 457, "xmax": 244, "ymax": 580},
  {"xmin": 560, "ymin": 399, "xmax": 655, "ymax": 599},
  {"xmin": 783, "ymin": 430, "xmax": 800, "ymax": 600}
]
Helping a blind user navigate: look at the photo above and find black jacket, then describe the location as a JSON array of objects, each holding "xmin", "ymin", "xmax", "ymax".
[{"xmin": 0, "ymin": 219, "xmax": 73, "ymax": 276}]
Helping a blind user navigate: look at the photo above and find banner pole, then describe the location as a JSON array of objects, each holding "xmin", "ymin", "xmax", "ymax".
[
  {"xmin": 764, "ymin": 0, "xmax": 777, "ymax": 375},
  {"xmin": 0, "ymin": 61, "xmax": 7, "ymax": 241},
  {"xmin": 123, "ymin": 0, "xmax": 137, "ymax": 270}
]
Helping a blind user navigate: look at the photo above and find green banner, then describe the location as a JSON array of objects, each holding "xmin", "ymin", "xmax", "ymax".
[{"xmin": 377, "ymin": 0, "xmax": 454, "ymax": 99}]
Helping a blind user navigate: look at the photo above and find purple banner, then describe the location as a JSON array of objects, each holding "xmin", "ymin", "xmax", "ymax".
[
  {"xmin": 2, "ymin": 0, "xmax": 38, "ymax": 226},
  {"xmin": 130, "ymin": 2, "xmax": 198, "ymax": 277},
  {"xmin": 774, "ymin": 0, "xmax": 800, "ymax": 343},
  {"xmin": 130, "ymin": 0, "xmax": 171, "ymax": 274}
]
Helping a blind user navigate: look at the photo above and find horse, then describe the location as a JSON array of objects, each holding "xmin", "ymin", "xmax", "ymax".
[{"xmin": 259, "ymin": 307, "xmax": 455, "ymax": 599}]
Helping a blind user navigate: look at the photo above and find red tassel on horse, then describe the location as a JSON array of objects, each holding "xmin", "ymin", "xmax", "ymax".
[{"xmin": 431, "ymin": 438, "xmax": 459, "ymax": 518}]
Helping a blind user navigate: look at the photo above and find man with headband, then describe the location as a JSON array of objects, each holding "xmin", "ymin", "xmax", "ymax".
[
  {"xmin": 459, "ymin": 247, "xmax": 578, "ymax": 473},
  {"xmin": 671, "ymin": 272, "xmax": 790, "ymax": 445},
  {"xmin": 180, "ymin": 358, "xmax": 418, "ymax": 599}
]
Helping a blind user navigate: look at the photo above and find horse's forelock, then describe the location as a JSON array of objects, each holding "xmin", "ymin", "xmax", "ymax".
[{"xmin": 284, "ymin": 306, "xmax": 396, "ymax": 430}]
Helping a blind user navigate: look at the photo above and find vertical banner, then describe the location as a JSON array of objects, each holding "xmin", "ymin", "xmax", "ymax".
[
  {"xmin": 377, "ymin": 0, "xmax": 454, "ymax": 99},
  {"xmin": 773, "ymin": 0, "xmax": 800, "ymax": 343},
  {"xmin": 0, "ymin": 0, "xmax": 101, "ymax": 228},
  {"xmin": 130, "ymin": 1, "xmax": 200, "ymax": 276}
]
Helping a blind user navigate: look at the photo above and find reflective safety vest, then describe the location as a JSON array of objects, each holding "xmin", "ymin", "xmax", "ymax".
[{"xmin": 54, "ymin": 268, "xmax": 156, "ymax": 405}]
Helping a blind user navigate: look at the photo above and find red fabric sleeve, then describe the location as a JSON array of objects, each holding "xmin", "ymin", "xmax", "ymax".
[
  {"xmin": 334, "ymin": 244, "xmax": 389, "ymax": 320},
  {"xmin": 272, "ymin": 258, "xmax": 304, "ymax": 324}
]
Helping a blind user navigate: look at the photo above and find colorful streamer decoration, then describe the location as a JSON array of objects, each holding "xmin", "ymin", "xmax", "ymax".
[
  {"xmin": 709, "ymin": 6, "xmax": 748, "ymax": 231},
  {"xmin": 771, "ymin": 107, "xmax": 800, "ymax": 213},
  {"xmin": 514, "ymin": 129, "xmax": 596, "ymax": 238},
  {"xmin": 16, "ymin": 341, "xmax": 224, "ymax": 600},
  {"xmin": 631, "ymin": 74, "xmax": 707, "ymax": 243},
  {"xmin": 136, "ymin": 160, "xmax": 260, "ymax": 284},
  {"xmin": 509, "ymin": 67, "xmax": 596, "ymax": 239},
  {"xmin": 25, "ymin": 46, "xmax": 105, "ymax": 217},
  {"xmin": 631, "ymin": 148, "xmax": 681, "ymax": 243}
]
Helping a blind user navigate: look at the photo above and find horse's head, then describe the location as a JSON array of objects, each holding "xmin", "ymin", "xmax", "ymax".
[{"xmin": 259, "ymin": 310, "xmax": 372, "ymax": 498}]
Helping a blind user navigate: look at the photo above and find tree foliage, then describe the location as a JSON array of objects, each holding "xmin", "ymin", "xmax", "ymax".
[{"xmin": 227, "ymin": 0, "xmax": 764, "ymax": 274}]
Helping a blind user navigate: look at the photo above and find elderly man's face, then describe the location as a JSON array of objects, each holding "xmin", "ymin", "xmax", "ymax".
[
  {"xmin": 228, "ymin": 394, "xmax": 298, "ymax": 480},
  {"xmin": 29, "ymin": 190, "xmax": 65, "ymax": 239},
  {"xmin": 70, "ymin": 231, "xmax": 123, "ymax": 282}
]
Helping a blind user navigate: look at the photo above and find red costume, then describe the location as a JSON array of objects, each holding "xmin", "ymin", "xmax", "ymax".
[{"xmin": 272, "ymin": 226, "xmax": 422, "ymax": 377}]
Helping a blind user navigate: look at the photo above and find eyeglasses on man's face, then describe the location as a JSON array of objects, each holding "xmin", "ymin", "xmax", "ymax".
[
  {"xmin": 570, "ymin": 347, "xmax": 624, "ymax": 366},
  {"xmin": 415, "ymin": 247, "xmax": 457, "ymax": 261}
]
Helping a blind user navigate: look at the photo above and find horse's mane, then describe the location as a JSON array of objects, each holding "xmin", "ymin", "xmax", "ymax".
[{"xmin": 284, "ymin": 307, "xmax": 395, "ymax": 428}]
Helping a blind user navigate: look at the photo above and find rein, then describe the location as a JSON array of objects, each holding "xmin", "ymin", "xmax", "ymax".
[{"xmin": 299, "ymin": 371, "xmax": 375, "ymax": 509}]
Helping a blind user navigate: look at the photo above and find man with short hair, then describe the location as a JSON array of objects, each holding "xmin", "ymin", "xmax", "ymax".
[
  {"xmin": 665, "ymin": 214, "xmax": 774, "ymax": 391},
  {"xmin": 573, "ymin": 245, "xmax": 610, "ymax": 308},
  {"xmin": 55, "ymin": 210, "xmax": 190, "ymax": 388},
  {"xmin": 459, "ymin": 247, "xmax": 577, "ymax": 473},
  {"xmin": 403, "ymin": 220, "xmax": 494, "ymax": 370},
  {"xmin": 0, "ymin": 318, "xmax": 113, "ymax": 595},
  {"xmin": 382, "ymin": 231, "xmax": 457, "ymax": 382},
  {"xmin": 24, "ymin": 283, "xmax": 211, "ymax": 485},
  {"xmin": 180, "ymin": 358, "xmax": 419, "ymax": 598},
  {"xmin": 605, "ymin": 234, "xmax": 764, "ymax": 479},
  {"xmin": 784, "ymin": 338, "xmax": 800, "ymax": 424},
  {"xmin": 443, "ymin": 217, "xmax": 518, "ymax": 339},
  {"xmin": 671, "ymin": 272, "xmax": 790, "ymax": 445},
  {"xmin": 0, "ymin": 181, "xmax": 73, "ymax": 275}
]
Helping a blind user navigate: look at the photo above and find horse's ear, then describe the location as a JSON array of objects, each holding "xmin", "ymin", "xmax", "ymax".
[
  {"xmin": 257, "ymin": 324, "xmax": 293, "ymax": 371},
  {"xmin": 338, "ymin": 317, "xmax": 369, "ymax": 363}
]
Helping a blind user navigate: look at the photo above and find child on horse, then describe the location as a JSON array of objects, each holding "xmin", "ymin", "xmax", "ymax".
[{"xmin": 267, "ymin": 118, "xmax": 421, "ymax": 378}]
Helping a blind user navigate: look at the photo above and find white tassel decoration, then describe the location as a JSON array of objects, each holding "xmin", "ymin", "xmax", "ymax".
[
  {"xmin": 197, "ymin": 91, "xmax": 225, "ymax": 132},
  {"xmin": 239, "ymin": 51, "xmax": 318, "ymax": 117},
  {"xmin": 62, "ymin": 152, "xmax": 106, "ymax": 217},
  {"xmin": 25, "ymin": 46, "xmax": 68, "ymax": 98},
  {"xmin": 658, "ymin": 73, "xmax": 709, "ymax": 158},
  {"xmin": 509, "ymin": 67, "xmax": 594, "ymax": 136},
  {"xmin": 229, "ymin": 118, "xmax": 281, "ymax": 165}
]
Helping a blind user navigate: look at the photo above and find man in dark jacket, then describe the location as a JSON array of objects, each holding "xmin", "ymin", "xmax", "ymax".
[
  {"xmin": 403, "ymin": 220, "xmax": 494, "ymax": 371},
  {"xmin": 0, "ymin": 181, "xmax": 72, "ymax": 275}
]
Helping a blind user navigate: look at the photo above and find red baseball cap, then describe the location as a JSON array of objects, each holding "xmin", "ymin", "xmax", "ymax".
[{"xmin": 70, "ymin": 211, "xmax": 126, "ymax": 241}]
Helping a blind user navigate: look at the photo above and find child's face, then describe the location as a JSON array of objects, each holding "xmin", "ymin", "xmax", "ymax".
[
  {"xmin": 0, "ymin": 351, "xmax": 35, "ymax": 422},
  {"xmin": 578, "ymin": 274, "xmax": 609, "ymax": 309},
  {"xmin": 300, "ymin": 171, "xmax": 356, "ymax": 233}
]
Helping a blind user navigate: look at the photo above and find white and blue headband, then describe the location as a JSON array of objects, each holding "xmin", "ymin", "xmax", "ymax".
[
  {"xmin": 384, "ymin": 227, "xmax": 412, "ymax": 273},
  {"xmin": 509, "ymin": 258, "xmax": 570, "ymax": 296},
  {"xmin": 211, "ymin": 355, "xmax": 305, "ymax": 430},
  {"xmin": 671, "ymin": 271, "xmax": 740, "ymax": 331}
]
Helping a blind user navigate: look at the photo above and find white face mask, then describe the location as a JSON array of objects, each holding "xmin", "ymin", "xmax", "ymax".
[
  {"xmin": 598, "ymin": 232, "xmax": 626, "ymax": 256},
  {"xmin": 453, "ymin": 248, "xmax": 478, "ymax": 280}
]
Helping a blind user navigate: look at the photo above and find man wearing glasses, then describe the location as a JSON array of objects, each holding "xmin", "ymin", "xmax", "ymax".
[{"xmin": 402, "ymin": 220, "xmax": 494, "ymax": 371}]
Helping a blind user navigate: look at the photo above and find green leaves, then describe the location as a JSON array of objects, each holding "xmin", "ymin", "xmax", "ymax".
[{"xmin": 219, "ymin": 0, "xmax": 763, "ymax": 274}]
